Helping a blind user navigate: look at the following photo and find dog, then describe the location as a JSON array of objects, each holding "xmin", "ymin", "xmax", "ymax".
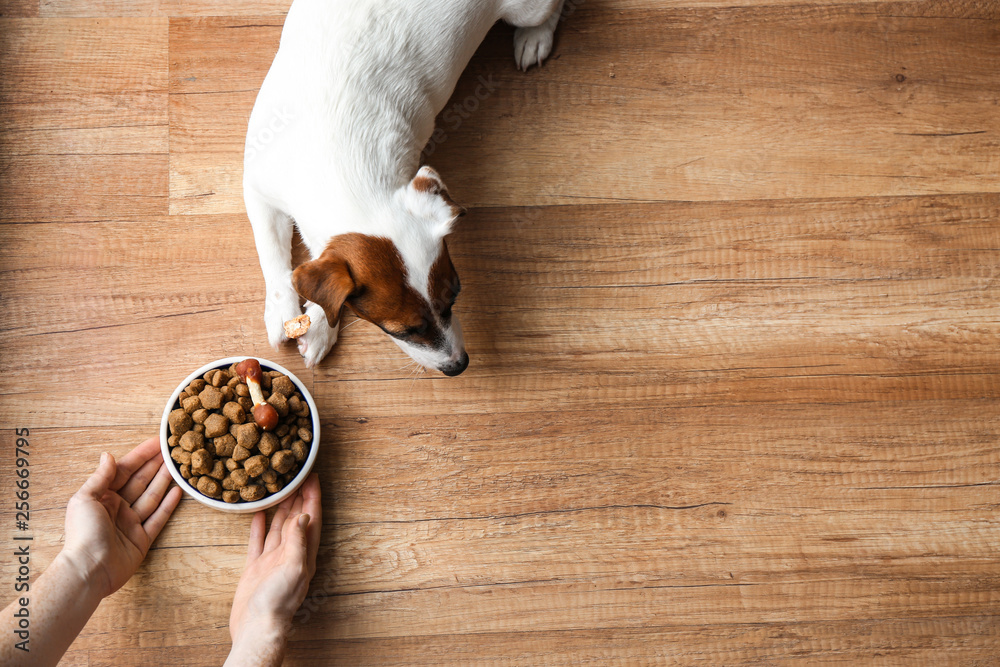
[{"xmin": 243, "ymin": 0, "xmax": 566, "ymax": 374}]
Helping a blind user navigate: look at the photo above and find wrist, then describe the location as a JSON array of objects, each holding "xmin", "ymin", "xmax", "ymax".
[
  {"xmin": 228, "ymin": 613, "xmax": 289, "ymax": 667},
  {"xmin": 53, "ymin": 549, "xmax": 107, "ymax": 604}
]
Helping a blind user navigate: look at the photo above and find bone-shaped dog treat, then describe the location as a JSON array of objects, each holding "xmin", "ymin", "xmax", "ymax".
[{"xmin": 234, "ymin": 358, "xmax": 279, "ymax": 431}]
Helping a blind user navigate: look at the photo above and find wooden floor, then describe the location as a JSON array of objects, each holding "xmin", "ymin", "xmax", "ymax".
[{"xmin": 1, "ymin": 0, "xmax": 999, "ymax": 664}]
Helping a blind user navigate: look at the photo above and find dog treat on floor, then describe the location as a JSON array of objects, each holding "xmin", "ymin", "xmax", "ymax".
[
  {"xmin": 168, "ymin": 359, "xmax": 311, "ymax": 504},
  {"xmin": 283, "ymin": 314, "xmax": 311, "ymax": 339}
]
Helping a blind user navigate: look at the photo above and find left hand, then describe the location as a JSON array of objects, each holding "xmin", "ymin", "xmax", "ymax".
[{"xmin": 62, "ymin": 436, "xmax": 183, "ymax": 599}]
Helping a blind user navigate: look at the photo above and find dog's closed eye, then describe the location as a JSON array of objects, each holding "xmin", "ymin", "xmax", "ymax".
[{"xmin": 382, "ymin": 320, "xmax": 429, "ymax": 339}]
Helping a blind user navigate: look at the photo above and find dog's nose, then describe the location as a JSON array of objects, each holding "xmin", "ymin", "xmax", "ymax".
[{"xmin": 440, "ymin": 352, "xmax": 469, "ymax": 376}]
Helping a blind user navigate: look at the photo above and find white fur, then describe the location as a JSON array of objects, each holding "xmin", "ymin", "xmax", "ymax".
[{"xmin": 244, "ymin": 0, "xmax": 564, "ymax": 369}]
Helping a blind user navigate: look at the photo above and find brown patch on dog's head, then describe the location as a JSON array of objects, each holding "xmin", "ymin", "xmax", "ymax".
[
  {"xmin": 291, "ymin": 249, "xmax": 354, "ymax": 327},
  {"xmin": 411, "ymin": 166, "xmax": 467, "ymax": 221},
  {"xmin": 292, "ymin": 233, "xmax": 445, "ymax": 349},
  {"xmin": 428, "ymin": 240, "xmax": 461, "ymax": 320}
]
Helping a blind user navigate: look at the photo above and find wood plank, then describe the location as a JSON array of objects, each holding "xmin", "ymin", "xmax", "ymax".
[
  {"xmin": 3, "ymin": 194, "xmax": 997, "ymax": 426},
  {"xmin": 0, "ymin": 18, "xmax": 168, "ymax": 219},
  {"xmin": 0, "ymin": 215, "xmax": 310, "ymax": 428},
  {"xmin": 0, "ymin": 0, "xmax": 37, "ymax": 17},
  {"xmin": 167, "ymin": 2, "xmax": 1000, "ymax": 216},
  {"xmin": 4, "ymin": 405, "xmax": 998, "ymax": 650},
  {"xmin": 167, "ymin": 16, "xmax": 282, "ymax": 214},
  {"xmin": 35, "ymin": 0, "xmax": 928, "ymax": 19},
  {"xmin": 83, "ymin": 618, "xmax": 1000, "ymax": 666},
  {"xmin": 0, "ymin": 2, "xmax": 997, "ymax": 664},
  {"xmin": 40, "ymin": 0, "xmax": 292, "ymax": 17}
]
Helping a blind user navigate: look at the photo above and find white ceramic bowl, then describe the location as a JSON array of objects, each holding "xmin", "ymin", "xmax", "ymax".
[{"xmin": 159, "ymin": 356, "xmax": 319, "ymax": 513}]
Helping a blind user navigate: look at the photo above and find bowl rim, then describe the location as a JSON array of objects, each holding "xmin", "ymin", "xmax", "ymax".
[{"xmin": 159, "ymin": 356, "xmax": 320, "ymax": 513}]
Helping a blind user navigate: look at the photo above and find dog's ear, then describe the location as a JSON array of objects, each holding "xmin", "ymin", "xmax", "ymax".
[
  {"xmin": 408, "ymin": 165, "xmax": 466, "ymax": 237},
  {"xmin": 292, "ymin": 246, "xmax": 355, "ymax": 327}
]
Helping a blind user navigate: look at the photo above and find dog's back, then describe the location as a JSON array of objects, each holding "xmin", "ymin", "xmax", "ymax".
[{"xmin": 242, "ymin": 0, "xmax": 566, "ymax": 370}]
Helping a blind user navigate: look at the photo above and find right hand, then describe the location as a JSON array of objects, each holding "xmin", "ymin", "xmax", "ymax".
[{"xmin": 229, "ymin": 473, "xmax": 322, "ymax": 641}]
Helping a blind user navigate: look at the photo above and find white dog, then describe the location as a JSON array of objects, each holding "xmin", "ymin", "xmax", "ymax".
[{"xmin": 243, "ymin": 0, "xmax": 566, "ymax": 374}]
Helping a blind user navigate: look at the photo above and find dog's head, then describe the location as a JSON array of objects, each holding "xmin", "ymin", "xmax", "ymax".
[{"xmin": 293, "ymin": 166, "xmax": 469, "ymax": 376}]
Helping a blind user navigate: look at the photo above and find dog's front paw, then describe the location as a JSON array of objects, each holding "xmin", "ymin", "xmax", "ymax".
[
  {"xmin": 264, "ymin": 294, "xmax": 303, "ymax": 350},
  {"xmin": 514, "ymin": 24, "xmax": 555, "ymax": 71},
  {"xmin": 297, "ymin": 304, "xmax": 338, "ymax": 368}
]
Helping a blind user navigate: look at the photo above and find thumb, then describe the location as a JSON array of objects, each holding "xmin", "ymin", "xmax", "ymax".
[{"xmin": 77, "ymin": 452, "xmax": 117, "ymax": 501}]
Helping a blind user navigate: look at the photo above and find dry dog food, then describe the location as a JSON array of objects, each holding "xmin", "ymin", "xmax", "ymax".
[{"xmin": 167, "ymin": 359, "xmax": 313, "ymax": 504}]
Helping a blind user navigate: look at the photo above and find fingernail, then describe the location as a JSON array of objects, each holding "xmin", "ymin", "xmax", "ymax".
[
  {"xmin": 100, "ymin": 452, "xmax": 108, "ymax": 466},
  {"xmin": 298, "ymin": 513, "xmax": 310, "ymax": 529}
]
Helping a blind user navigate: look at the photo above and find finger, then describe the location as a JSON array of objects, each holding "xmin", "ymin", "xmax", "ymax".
[
  {"xmin": 247, "ymin": 511, "xmax": 267, "ymax": 562},
  {"xmin": 281, "ymin": 512, "xmax": 310, "ymax": 566},
  {"xmin": 76, "ymin": 452, "xmax": 118, "ymax": 502},
  {"xmin": 300, "ymin": 474, "xmax": 322, "ymax": 570},
  {"xmin": 289, "ymin": 493, "xmax": 304, "ymax": 517},
  {"xmin": 141, "ymin": 485, "xmax": 183, "ymax": 547},
  {"xmin": 111, "ymin": 436, "xmax": 162, "ymax": 491},
  {"xmin": 118, "ymin": 453, "xmax": 164, "ymax": 505},
  {"xmin": 131, "ymin": 463, "xmax": 174, "ymax": 522},
  {"xmin": 263, "ymin": 493, "xmax": 297, "ymax": 553}
]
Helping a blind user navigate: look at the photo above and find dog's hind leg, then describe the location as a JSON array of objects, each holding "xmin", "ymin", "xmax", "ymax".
[
  {"xmin": 506, "ymin": 0, "xmax": 566, "ymax": 71},
  {"xmin": 244, "ymin": 190, "xmax": 302, "ymax": 349}
]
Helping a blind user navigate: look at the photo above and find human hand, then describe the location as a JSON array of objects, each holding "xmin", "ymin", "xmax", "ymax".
[
  {"xmin": 61, "ymin": 436, "xmax": 183, "ymax": 599},
  {"xmin": 229, "ymin": 473, "xmax": 322, "ymax": 643}
]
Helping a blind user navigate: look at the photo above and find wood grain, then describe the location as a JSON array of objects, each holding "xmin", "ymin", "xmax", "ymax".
[
  {"xmin": 166, "ymin": 2, "xmax": 1000, "ymax": 215},
  {"xmin": 0, "ymin": 18, "xmax": 168, "ymax": 220},
  {"xmin": 0, "ymin": 0, "xmax": 998, "ymax": 664}
]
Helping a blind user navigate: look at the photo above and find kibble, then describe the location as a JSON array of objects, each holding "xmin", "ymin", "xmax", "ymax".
[
  {"xmin": 214, "ymin": 434, "xmax": 237, "ymax": 457},
  {"xmin": 182, "ymin": 395, "xmax": 202, "ymax": 414},
  {"xmin": 197, "ymin": 476, "xmax": 223, "ymax": 499},
  {"xmin": 229, "ymin": 468, "xmax": 250, "ymax": 489},
  {"xmin": 222, "ymin": 402, "xmax": 246, "ymax": 425},
  {"xmin": 179, "ymin": 430, "xmax": 205, "ymax": 452},
  {"xmin": 235, "ymin": 423, "xmax": 260, "ymax": 449},
  {"xmin": 168, "ymin": 361, "xmax": 314, "ymax": 504},
  {"xmin": 191, "ymin": 449, "xmax": 213, "ymax": 476},
  {"xmin": 271, "ymin": 375, "xmax": 296, "ymax": 397},
  {"xmin": 240, "ymin": 485, "xmax": 266, "ymax": 502},
  {"xmin": 271, "ymin": 449, "xmax": 296, "ymax": 474},
  {"xmin": 168, "ymin": 409, "xmax": 192, "ymax": 436},
  {"xmin": 199, "ymin": 385, "xmax": 224, "ymax": 410},
  {"xmin": 258, "ymin": 432, "xmax": 280, "ymax": 457},
  {"xmin": 209, "ymin": 460, "xmax": 226, "ymax": 480},
  {"xmin": 244, "ymin": 454, "xmax": 269, "ymax": 478},
  {"xmin": 267, "ymin": 391, "xmax": 289, "ymax": 417},
  {"xmin": 204, "ymin": 413, "xmax": 230, "ymax": 438}
]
